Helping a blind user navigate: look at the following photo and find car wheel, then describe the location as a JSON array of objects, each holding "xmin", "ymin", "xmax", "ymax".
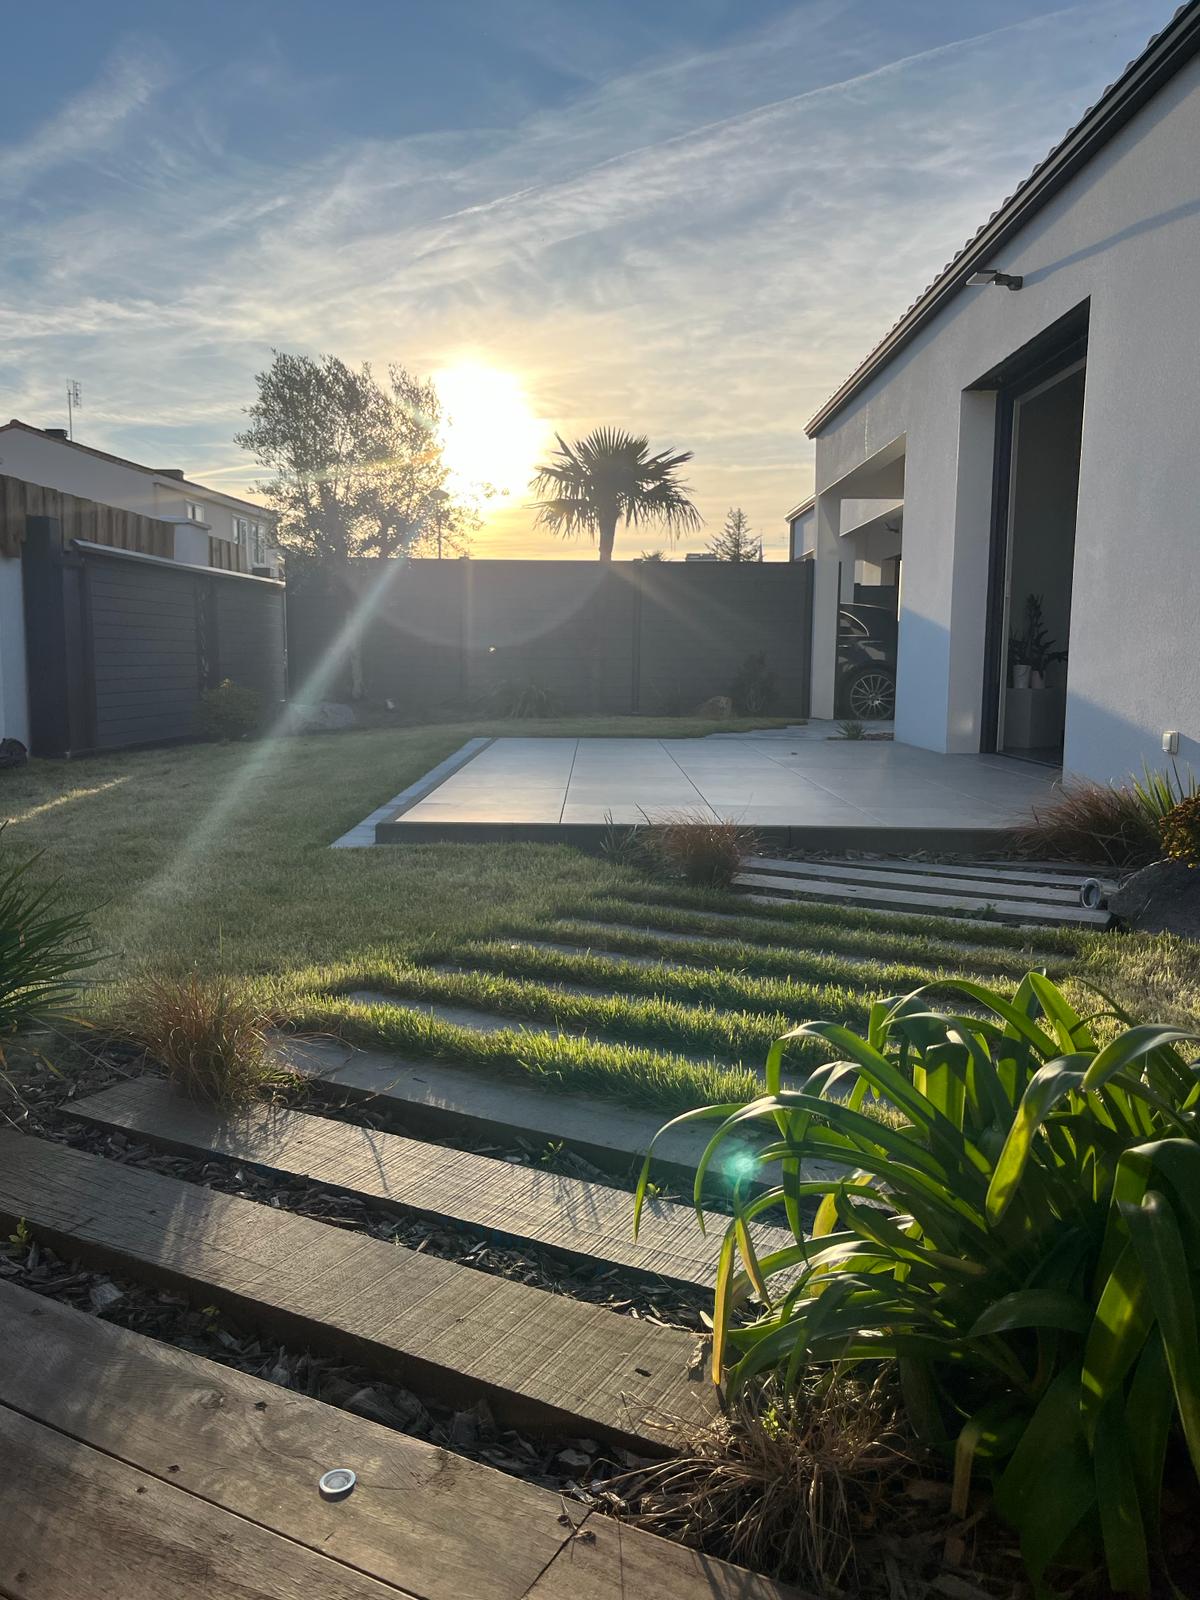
[{"xmin": 845, "ymin": 667, "xmax": 895, "ymax": 720}]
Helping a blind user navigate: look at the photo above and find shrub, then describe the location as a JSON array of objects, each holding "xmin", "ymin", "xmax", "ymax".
[
  {"xmin": 639, "ymin": 811, "xmax": 758, "ymax": 890},
  {"xmin": 1161, "ymin": 793, "xmax": 1200, "ymax": 869},
  {"xmin": 120, "ymin": 975, "xmax": 286, "ymax": 1107},
  {"xmin": 837, "ymin": 719, "xmax": 866, "ymax": 741},
  {"xmin": 637, "ymin": 974, "xmax": 1200, "ymax": 1597},
  {"xmin": 1009, "ymin": 765, "xmax": 1196, "ymax": 867},
  {"xmin": 729, "ymin": 652, "xmax": 776, "ymax": 716},
  {"xmin": 197, "ymin": 678, "xmax": 262, "ymax": 741},
  {"xmin": 0, "ymin": 846, "xmax": 98, "ymax": 1035},
  {"xmin": 483, "ymin": 678, "xmax": 562, "ymax": 719}
]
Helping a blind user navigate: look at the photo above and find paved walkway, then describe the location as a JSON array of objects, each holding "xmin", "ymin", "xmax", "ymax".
[{"xmin": 368, "ymin": 733, "xmax": 1058, "ymax": 837}]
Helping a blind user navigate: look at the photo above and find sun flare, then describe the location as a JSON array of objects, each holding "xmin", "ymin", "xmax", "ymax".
[{"xmin": 434, "ymin": 362, "xmax": 547, "ymax": 507}]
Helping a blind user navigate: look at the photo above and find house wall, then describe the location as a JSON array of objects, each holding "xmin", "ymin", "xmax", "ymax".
[
  {"xmin": 0, "ymin": 429, "xmax": 277, "ymax": 573},
  {"xmin": 811, "ymin": 55, "xmax": 1200, "ymax": 782},
  {"xmin": 0, "ymin": 557, "xmax": 27, "ymax": 746}
]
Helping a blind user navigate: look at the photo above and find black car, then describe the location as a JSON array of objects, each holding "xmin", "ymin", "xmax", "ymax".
[{"xmin": 837, "ymin": 603, "xmax": 897, "ymax": 719}]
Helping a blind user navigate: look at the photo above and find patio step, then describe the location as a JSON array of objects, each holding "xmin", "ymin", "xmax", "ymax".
[
  {"xmin": 736, "ymin": 859, "xmax": 1112, "ymax": 929},
  {"xmin": 70, "ymin": 1076, "xmax": 794, "ymax": 1292},
  {"xmin": 0, "ymin": 1283, "xmax": 802, "ymax": 1600},
  {"xmin": 0, "ymin": 1131, "xmax": 713, "ymax": 1454}
]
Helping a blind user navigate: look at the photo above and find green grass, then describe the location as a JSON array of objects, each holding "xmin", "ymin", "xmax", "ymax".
[
  {"xmin": 606, "ymin": 882, "xmax": 1086, "ymax": 952},
  {"xmin": 495, "ymin": 918, "xmax": 1067, "ymax": 986},
  {"xmin": 551, "ymin": 894, "xmax": 1076, "ymax": 968},
  {"xmin": 312, "ymin": 955, "xmax": 843, "ymax": 1064},
  {"xmin": 290, "ymin": 992, "xmax": 764, "ymax": 1113},
  {"xmin": 436, "ymin": 937, "xmax": 1009, "ymax": 1017},
  {"xmin": 6, "ymin": 720, "xmax": 1198, "ymax": 1115}
]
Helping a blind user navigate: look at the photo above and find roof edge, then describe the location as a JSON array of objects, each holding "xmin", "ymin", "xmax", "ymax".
[
  {"xmin": 0, "ymin": 420, "xmax": 275, "ymax": 520},
  {"xmin": 806, "ymin": 2, "xmax": 1200, "ymax": 438}
]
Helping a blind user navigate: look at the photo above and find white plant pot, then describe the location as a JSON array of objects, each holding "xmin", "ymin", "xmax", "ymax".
[{"xmin": 1012, "ymin": 663, "xmax": 1032, "ymax": 690}]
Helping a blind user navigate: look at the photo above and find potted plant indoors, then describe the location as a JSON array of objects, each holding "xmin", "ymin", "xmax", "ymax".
[{"xmin": 1006, "ymin": 593, "xmax": 1067, "ymax": 749}]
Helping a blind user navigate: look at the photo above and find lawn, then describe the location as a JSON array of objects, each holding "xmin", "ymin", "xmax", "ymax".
[{"xmin": 6, "ymin": 720, "xmax": 1198, "ymax": 1112}]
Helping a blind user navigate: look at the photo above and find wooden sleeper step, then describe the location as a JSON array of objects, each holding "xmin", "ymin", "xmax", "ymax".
[
  {"xmin": 0, "ymin": 1130, "xmax": 714, "ymax": 1455},
  {"xmin": 69, "ymin": 1076, "xmax": 795, "ymax": 1292},
  {"xmin": 0, "ymin": 1282, "xmax": 805, "ymax": 1600},
  {"xmin": 735, "ymin": 870, "xmax": 1111, "ymax": 928}
]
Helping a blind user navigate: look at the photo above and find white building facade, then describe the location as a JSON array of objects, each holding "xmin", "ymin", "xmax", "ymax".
[{"xmin": 805, "ymin": 5, "xmax": 1200, "ymax": 783}]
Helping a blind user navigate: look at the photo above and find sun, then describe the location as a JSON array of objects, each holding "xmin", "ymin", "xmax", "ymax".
[{"xmin": 434, "ymin": 362, "xmax": 547, "ymax": 506}]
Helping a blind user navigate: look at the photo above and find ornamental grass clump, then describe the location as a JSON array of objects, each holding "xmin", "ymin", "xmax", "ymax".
[
  {"xmin": 0, "ymin": 847, "xmax": 98, "ymax": 1034},
  {"xmin": 121, "ymin": 975, "xmax": 287, "ymax": 1108},
  {"xmin": 636, "ymin": 973, "xmax": 1200, "ymax": 1597},
  {"xmin": 640, "ymin": 810, "xmax": 758, "ymax": 891},
  {"xmin": 1009, "ymin": 765, "xmax": 1196, "ymax": 867}
]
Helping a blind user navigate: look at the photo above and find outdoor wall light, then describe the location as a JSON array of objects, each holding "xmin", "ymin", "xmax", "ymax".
[{"xmin": 966, "ymin": 267, "xmax": 1023, "ymax": 290}]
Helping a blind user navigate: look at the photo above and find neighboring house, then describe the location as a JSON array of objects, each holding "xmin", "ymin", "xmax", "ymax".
[
  {"xmin": 0, "ymin": 421, "xmax": 286, "ymax": 752},
  {"xmin": 804, "ymin": 2, "xmax": 1200, "ymax": 781},
  {"xmin": 0, "ymin": 421, "xmax": 281, "ymax": 577}
]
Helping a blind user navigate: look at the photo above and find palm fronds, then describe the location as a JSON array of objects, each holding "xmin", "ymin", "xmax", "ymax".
[{"xmin": 530, "ymin": 427, "xmax": 702, "ymax": 558}]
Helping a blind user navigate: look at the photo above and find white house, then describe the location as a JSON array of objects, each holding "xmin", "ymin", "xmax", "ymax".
[
  {"xmin": 804, "ymin": 2, "xmax": 1200, "ymax": 782},
  {"xmin": 0, "ymin": 421, "xmax": 280, "ymax": 577}
]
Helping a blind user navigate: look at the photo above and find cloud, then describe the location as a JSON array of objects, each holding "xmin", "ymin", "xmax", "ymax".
[
  {"xmin": 0, "ymin": 1, "xmax": 1169, "ymax": 556},
  {"xmin": 0, "ymin": 41, "xmax": 174, "ymax": 199}
]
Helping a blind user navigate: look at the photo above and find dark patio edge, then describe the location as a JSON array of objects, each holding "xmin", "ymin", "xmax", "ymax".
[
  {"xmin": 374, "ymin": 817, "xmax": 1017, "ymax": 854},
  {"xmin": 333, "ymin": 738, "xmax": 494, "ymax": 848}
]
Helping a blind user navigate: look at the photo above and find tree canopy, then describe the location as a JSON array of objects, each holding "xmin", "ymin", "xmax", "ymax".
[
  {"xmin": 708, "ymin": 506, "xmax": 761, "ymax": 562},
  {"xmin": 530, "ymin": 426, "xmax": 701, "ymax": 561},
  {"xmin": 236, "ymin": 351, "xmax": 477, "ymax": 567}
]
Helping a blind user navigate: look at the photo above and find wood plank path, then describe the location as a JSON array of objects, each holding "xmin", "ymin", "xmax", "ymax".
[
  {"xmin": 737, "ymin": 856, "xmax": 1111, "ymax": 928},
  {"xmin": 71, "ymin": 1077, "xmax": 795, "ymax": 1291},
  {"xmin": 0, "ymin": 1283, "xmax": 805, "ymax": 1600},
  {"xmin": 0, "ymin": 1132, "xmax": 713, "ymax": 1454}
]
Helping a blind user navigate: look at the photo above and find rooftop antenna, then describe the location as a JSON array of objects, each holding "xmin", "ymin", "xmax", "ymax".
[{"xmin": 66, "ymin": 380, "xmax": 81, "ymax": 440}]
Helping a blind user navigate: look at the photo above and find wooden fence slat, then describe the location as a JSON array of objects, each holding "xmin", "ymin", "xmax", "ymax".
[
  {"xmin": 71, "ymin": 1077, "xmax": 783, "ymax": 1290},
  {"xmin": 0, "ymin": 1132, "xmax": 714, "ymax": 1452}
]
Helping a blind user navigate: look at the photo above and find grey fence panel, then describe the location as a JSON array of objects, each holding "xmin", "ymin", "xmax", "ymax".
[
  {"xmin": 22, "ymin": 519, "xmax": 286, "ymax": 756},
  {"xmin": 287, "ymin": 557, "xmax": 813, "ymax": 718}
]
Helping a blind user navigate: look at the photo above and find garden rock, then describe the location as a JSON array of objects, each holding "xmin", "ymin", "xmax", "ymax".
[
  {"xmin": 693, "ymin": 695, "xmax": 733, "ymax": 719},
  {"xmin": 281, "ymin": 700, "xmax": 356, "ymax": 735},
  {"xmin": 1108, "ymin": 857, "xmax": 1200, "ymax": 937},
  {"xmin": 0, "ymin": 737, "xmax": 28, "ymax": 769}
]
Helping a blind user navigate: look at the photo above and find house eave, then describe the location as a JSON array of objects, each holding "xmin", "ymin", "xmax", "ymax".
[{"xmin": 805, "ymin": 2, "xmax": 1200, "ymax": 439}]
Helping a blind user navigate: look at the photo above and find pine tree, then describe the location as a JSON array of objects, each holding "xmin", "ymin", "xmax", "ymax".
[{"xmin": 708, "ymin": 506, "xmax": 761, "ymax": 562}]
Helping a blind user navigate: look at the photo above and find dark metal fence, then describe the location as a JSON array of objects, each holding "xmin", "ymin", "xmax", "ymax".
[
  {"xmin": 23, "ymin": 516, "xmax": 286, "ymax": 757},
  {"xmin": 286, "ymin": 557, "xmax": 813, "ymax": 717}
]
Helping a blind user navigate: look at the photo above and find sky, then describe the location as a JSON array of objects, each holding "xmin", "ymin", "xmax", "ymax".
[{"xmin": 0, "ymin": 0, "xmax": 1172, "ymax": 558}]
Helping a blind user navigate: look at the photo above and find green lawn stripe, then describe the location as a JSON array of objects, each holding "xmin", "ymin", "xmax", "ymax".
[
  {"xmin": 490, "ymin": 921, "xmax": 1036, "ymax": 995},
  {"xmin": 315, "ymin": 959, "xmax": 846, "ymax": 1063}
]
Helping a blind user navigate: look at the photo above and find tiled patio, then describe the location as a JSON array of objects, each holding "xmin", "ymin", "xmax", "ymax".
[{"xmin": 358, "ymin": 729, "xmax": 1061, "ymax": 850}]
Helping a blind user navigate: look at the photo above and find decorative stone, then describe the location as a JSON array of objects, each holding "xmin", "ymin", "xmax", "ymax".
[
  {"xmin": 281, "ymin": 701, "xmax": 356, "ymax": 734},
  {"xmin": 693, "ymin": 694, "xmax": 733, "ymax": 719},
  {"xmin": 1108, "ymin": 857, "xmax": 1200, "ymax": 936}
]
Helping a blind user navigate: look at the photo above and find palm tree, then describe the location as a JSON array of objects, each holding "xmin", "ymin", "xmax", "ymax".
[{"xmin": 530, "ymin": 427, "xmax": 702, "ymax": 561}]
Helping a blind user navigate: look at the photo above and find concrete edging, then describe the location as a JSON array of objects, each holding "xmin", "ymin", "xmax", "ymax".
[{"xmin": 331, "ymin": 737, "xmax": 495, "ymax": 848}]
